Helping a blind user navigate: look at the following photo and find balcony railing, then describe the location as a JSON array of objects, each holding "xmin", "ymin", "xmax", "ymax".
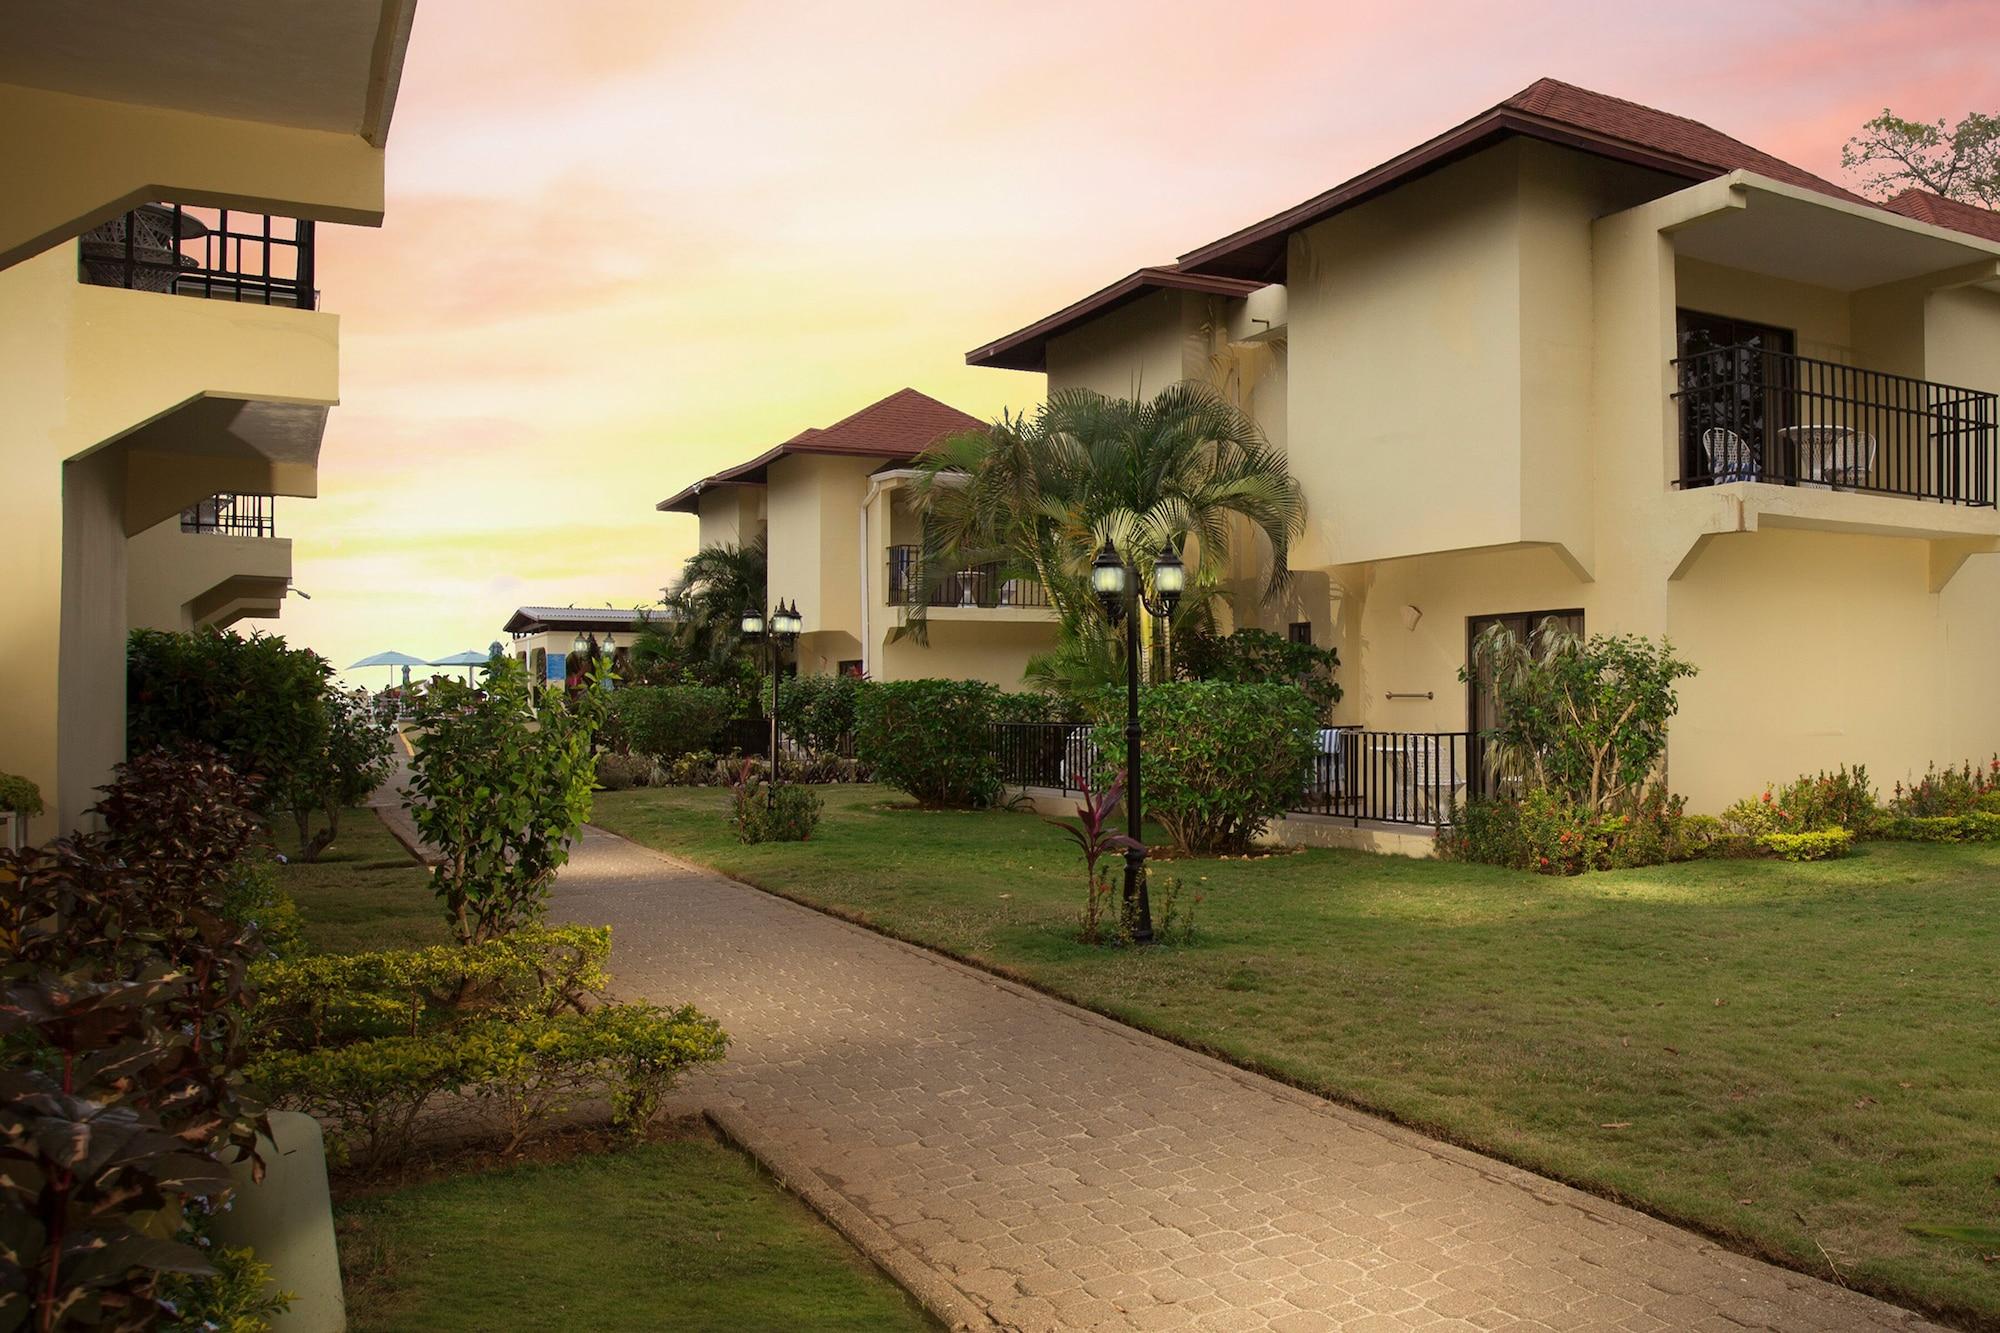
[
  {"xmin": 79, "ymin": 203, "xmax": 316, "ymax": 309},
  {"xmin": 1673, "ymin": 345, "xmax": 1997, "ymax": 506},
  {"xmin": 886, "ymin": 545, "xmax": 1051, "ymax": 609},
  {"xmin": 989, "ymin": 721, "xmax": 1471, "ymax": 829},
  {"xmin": 181, "ymin": 494, "xmax": 276, "ymax": 538}
]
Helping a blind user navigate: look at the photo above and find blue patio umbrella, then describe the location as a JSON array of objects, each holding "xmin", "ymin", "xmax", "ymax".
[
  {"xmin": 429, "ymin": 649, "xmax": 492, "ymax": 684},
  {"xmin": 349, "ymin": 649, "xmax": 428, "ymax": 688}
]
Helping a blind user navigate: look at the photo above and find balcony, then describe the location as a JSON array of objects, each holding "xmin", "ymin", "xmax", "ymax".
[
  {"xmin": 1673, "ymin": 345, "xmax": 1997, "ymax": 507},
  {"xmin": 886, "ymin": 545, "xmax": 1052, "ymax": 609},
  {"xmin": 78, "ymin": 204, "xmax": 316, "ymax": 309},
  {"xmin": 181, "ymin": 493, "xmax": 276, "ymax": 538}
]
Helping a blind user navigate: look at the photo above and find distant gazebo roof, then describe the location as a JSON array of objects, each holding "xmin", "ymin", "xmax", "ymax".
[{"xmin": 502, "ymin": 606, "xmax": 666, "ymax": 636}]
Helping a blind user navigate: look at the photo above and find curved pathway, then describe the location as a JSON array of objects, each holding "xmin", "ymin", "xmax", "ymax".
[{"xmin": 555, "ymin": 827, "xmax": 1932, "ymax": 1333}]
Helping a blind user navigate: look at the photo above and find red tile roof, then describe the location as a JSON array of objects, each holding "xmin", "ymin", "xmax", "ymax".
[
  {"xmin": 971, "ymin": 79, "xmax": 2000, "ymax": 369},
  {"xmin": 1503, "ymin": 78, "xmax": 1866, "ymax": 204},
  {"xmin": 1175, "ymin": 77, "xmax": 1881, "ymax": 282},
  {"xmin": 1881, "ymin": 187, "xmax": 2000, "ymax": 242},
  {"xmin": 658, "ymin": 389, "xmax": 983, "ymax": 513}
]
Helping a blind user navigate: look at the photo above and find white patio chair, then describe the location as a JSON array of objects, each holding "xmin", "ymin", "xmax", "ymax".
[{"xmin": 1702, "ymin": 427, "xmax": 1757, "ymax": 483}]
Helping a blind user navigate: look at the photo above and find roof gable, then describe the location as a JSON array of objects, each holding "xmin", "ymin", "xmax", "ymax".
[{"xmin": 658, "ymin": 389, "xmax": 983, "ymax": 512}]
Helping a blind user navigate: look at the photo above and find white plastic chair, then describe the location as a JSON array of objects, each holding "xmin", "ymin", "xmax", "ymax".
[{"xmin": 1702, "ymin": 427, "xmax": 1758, "ymax": 482}]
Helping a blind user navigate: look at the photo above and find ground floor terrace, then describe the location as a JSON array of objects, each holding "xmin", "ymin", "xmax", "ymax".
[{"xmin": 1241, "ymin": 522, "xmax": 2000, "ymax": 817}]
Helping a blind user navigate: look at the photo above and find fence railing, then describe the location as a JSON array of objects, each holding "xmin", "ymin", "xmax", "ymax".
[
  {"xmin": 180, "ymin": 493, "xmax": 276, "ymax": 538},
  {"xmin": 886, "ymin": 546, "xmax": 1052, "ymax": 609},
  {"xmin": 991, "ymin": 721, "xmax": 1099, "ymax": 791},
  {"xmin": 988, "ymin": 721, "xmax": 1472, "ymax": 828},
  {"xmin": 78, "ymin": 203, "xmax": 316, "ymax": 308},
  {"xmin": 1673, "ymin": 344, "xmax": 1998, "ymax": 506}
]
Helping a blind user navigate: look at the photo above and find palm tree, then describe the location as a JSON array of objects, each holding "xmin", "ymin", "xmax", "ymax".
[
  {"xmin": 630, "ymin": 539, "xmax": 767, "ymax": 691},
  {"xmin": 900, "ymin": 383, "xmax": 1304, "ymax": 694}
]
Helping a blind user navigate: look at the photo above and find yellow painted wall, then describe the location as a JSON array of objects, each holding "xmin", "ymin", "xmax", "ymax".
[
  {"xmin": 2, "ymin": 243, "xmax": 338, "ymax": 830},
  {"xmin": 0, "ymin": 84, "xmax": 387, "ymax": 270},
  {"xmin": 695, "ymin": 486, "xmax": 766, "ymax": 551},
  {"xmin": 764, "ymin": 453, "xmax": 873, "ymax": 646},
  {"xmin": 1044, "ymin": 289, "xmax": 1200, "ymax": 400},
  {"xmin": 876, "ymin": 618, "xmax": 1055, "ymax": 687},
  {"xmin": 127, "ymin": 519, "xmax": 293, "ymax": 631}
]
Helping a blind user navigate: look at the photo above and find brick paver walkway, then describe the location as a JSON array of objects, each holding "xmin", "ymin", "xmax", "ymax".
[{"xmin": 556, "ymin": 828, "xmax": 1931, "ymax": 1333}]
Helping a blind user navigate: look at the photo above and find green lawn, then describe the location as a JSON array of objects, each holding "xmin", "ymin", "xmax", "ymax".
[
  {"xmin": 277, "ymin": 807, "xmax": 449, "ymax": 953},
  {"xmin": 276, "ymin": 805, "xmax": 931, "ymax": 1332},
  {"xmin": 595, "ymin": 783, "xmax": 2000, "ymax": 1326},
  {"xmin": 336, "ymin": 1136, "xmax": 935, "ymax": 1332}
]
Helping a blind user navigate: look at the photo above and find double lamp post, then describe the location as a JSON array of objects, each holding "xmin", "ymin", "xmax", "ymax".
[
  {"xmin": 1089, "ymin": 537, "xmax": 1184, "ymax": 944},
  {"xmin": 741, "ymin": 598, "xmax": 803, "ymax": 791}
]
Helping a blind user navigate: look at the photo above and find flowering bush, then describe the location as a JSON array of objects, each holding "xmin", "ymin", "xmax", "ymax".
[
  {"xmin": 1445, "ymin": 786, "xmax": 1701, "ymax": 875},
  {"xmin": 1888, "ymin": 757, "xmax": 2000, "ymax": 818}
]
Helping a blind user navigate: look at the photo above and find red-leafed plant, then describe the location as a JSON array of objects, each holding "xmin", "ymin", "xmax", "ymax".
[
  {"xmin": 0, "ymin": 747, "xmax": 272, "ymax": 1331},
  {"xmin": 1042, "ymin": 775, "xmax": 1143, "ymax": 944}
]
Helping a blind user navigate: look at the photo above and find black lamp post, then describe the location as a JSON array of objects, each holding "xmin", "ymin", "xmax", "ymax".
[
  {"xmin": 742, "ymin": 599, "xmax": 803, "ymax": 796},
  {"xmin": 1090, "ymin": 537, "xmax": 1185, "ymax": 943}
]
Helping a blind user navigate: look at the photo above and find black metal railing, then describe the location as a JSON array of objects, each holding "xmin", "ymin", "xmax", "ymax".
[
  {"xmin": 1673, "ymin": 344, "xmax": 1997, "ymax": 506},
  {"xmin": 886, "ymin": 546, "xmax": 1052, "ymax": 609},
  {"xmin": 992, "ymin": 721, "xmax": 1098, "ymax": 791},
  {"xmin": 717, "ymin": 717, "xmax": 771, "ymax": 758},
  {"xmin": 79, "ymin": 203, "xmax": 316, "ymax": 308},
  {"xmin": 988, "ymin": 721, "xmax": 1472, "ymax": 828},
  {"xmin": 180, "ymin": 493, "xmax": 276, "ymax": 538},
  {"xmin": 1290, "ymin": 728, "xmax": 1472, "ymax": 828}
]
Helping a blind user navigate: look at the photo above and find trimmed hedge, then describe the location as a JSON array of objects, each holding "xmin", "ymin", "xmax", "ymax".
[
  {"xmin": 1877, "ymin": 811, "xmax": 2000, "ymax": 843},
  {"xmin": 606, "ymin": 684, "xmax": 734, "ymax": 760},
  {"xmin": 248, "ymin": 1003, "xmax": 726, "ymax": 1161},
  {"xmin": 763, "ymin": 674, "xmax": 866, "ymax": 753},
  {"xmin": 1756, "ymin": 828, "xmax": 1854, "ymax": 861},
  {"xmin": 249, "ymin": 926, "xmax": 610, "ymax": 1048},
  {"xmin": 1092, "ymin": 682, "xmax": 1317, "ymax": 854},
  {"xmin": 855, "ymin": 680, "xmax": 1004, "ymax": 808},
  {"xmin": 245, "ymin": 926, "xmax": 724, "ymax": 1164}
]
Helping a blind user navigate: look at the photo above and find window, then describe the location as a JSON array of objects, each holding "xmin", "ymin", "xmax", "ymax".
[
  {"xmin": 838, "ymin": 659, "xmax": 865, "ymax": 678},
  {"xmin": 1466, "ymin": 610, "xmax": 1584, "ymax": 794},
  {"xmin": 1287, "ymin": 621, "xmax": 1314, "ymax": 645}
]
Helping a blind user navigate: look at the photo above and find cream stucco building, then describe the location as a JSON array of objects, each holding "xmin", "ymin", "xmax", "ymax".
[
  {"xmin": 659, "ymin": 388, "xmax": 1061, "ymax": 685},
  {"xmin": 1, "ymin": 1, "xmax": 418, "ymax": 833},
  {"xmin": 966, "ymin": 78, "xmax": 2000, "ymax": 813}
]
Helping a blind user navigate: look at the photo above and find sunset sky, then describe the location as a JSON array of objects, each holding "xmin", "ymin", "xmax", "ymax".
[{"xmin": 291, "ymin": 0, "xmax": 2000, "ymax": 685}]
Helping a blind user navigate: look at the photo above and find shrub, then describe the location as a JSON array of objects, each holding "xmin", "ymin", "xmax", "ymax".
[
  {"xmin": 409, "ymin": 660, "xmax": 607, "ymax": 945},
  {"xmin": 1438, "ymin": 796, "xmax": 1526, "ymax": 867},
  {"xmin": 993, "ymin": 690, "xmax": 1075, "ymax": 724},
  {"xmin": 1448, "ymin": 785, "xmax": 1698, "ymax": 874},
  {"xmin": 249, "ymin": 1003, "xmax": 728, "ymax": 1162},
  {"xmin": 594, "ymin": 752, "xmax": 651, "ymax": 791},
  {"xmin": 1757, "ymin": 828, "xmax": 1854, "ymax": 861},
  {"xmin": 0, "ymin": 751, "xmax": 273, "ymax": 1328},
  {"xmin": 1724, "ymin": 767, "xmax": 1877, "ymax": 839},
  {"xmin": 1462, "ymin": 622, "xmax": 1694, "ymax": 814},
  {"xmin": 249, "ymin": 926, "xmax": 611, "ymax": 1049},
  {"xmin": 0, "ymin": 771, "xmax": 42, "ymax": 817},
  {"xmin": 1889, "ymin": 758, "xmax": 2000, "ymax": 817},
  {"xmin": 1876, "ymin": 812, "xmax": 2000, "ymax": 843},
  {"xmin": 855, "ymin": 680, "xmax": 1004, "ymax": 808},
  {"xmin": 1175, "ymin": 626, "xmax": 1343, "ymax": 718},
  {"xmin": 607, "ymin": 684, "xmax": 734, "ymax": 761},
  {"xmin": 161, "ymin": 1244, "xmax": 293, "ymax": 1333},
  {"xmin": 284, "ymin": 692, "xmax": 395, "ymax": 862},
  {"xmin": 763, "ymin": 674, "xmax": 868, "ymax": 754},
  {"xmin": 1092, "ymin": 682, "xmax": 1317, "ymax": 854},
  {"xmin": 219, "ymin": 858, "xmax": 305, "ymax": 960},
  {"xmin": 729, "ymin": 762, "xmax": 823, "ymax": 843},
  {"xmin": 127, "ymin": 627, "xmax": 387, "ymax": 860}
]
